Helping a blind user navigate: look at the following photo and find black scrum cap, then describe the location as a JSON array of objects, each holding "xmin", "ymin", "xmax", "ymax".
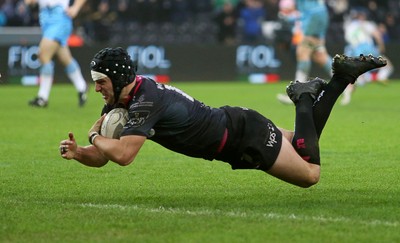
[{"xmin": 90, "ymin": 47, "xmax": 137, "ymax": 103}]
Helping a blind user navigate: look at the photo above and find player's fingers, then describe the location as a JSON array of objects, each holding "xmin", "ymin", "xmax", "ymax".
[
  {"xmin": 69, "ymin": 132, "xmax": 75, "ymax": 141},
  {"xmin": 59, "ymin": 145, "xmax": 68, "ymax": 154},
  {"xmin": 99, "ymin": 113, "xmax": 107, "ymax": 122}
]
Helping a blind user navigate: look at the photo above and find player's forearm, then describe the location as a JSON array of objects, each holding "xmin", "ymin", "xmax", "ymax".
[
  {"xmin": 24, "ymin": 0, "xmax": 37, "ymax": 5},
  {"xmin": 66, "ymin": 0, "xmax": 86, "ymax": 18},
  {"xmin": 73, "ymin": 145, "xmax": 109, "ymax": 167},
  {"xmin": 72, "ymin": 0, "xmax": 86, "ymax": 11},
  {"xmin": 91, "ymin": 136, "xmax": 139, "ymax": 166}
]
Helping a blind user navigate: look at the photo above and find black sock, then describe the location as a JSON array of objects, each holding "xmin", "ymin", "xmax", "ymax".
[
  {"xmin": 313, "ymin": 74, "xmax": 351, "ymax": 138},
  {"xmin": 292, "ymin": 94, "xmax": 320, "ymax": 165}
]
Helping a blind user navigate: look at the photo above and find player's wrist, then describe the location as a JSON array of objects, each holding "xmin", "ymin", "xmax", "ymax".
[{"xmin": 89, "ymin": 132, "xmax": 100, "ymax": 145}]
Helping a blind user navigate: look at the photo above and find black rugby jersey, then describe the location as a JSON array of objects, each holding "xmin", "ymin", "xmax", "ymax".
[{"xmin": 102, "ymin": 76, "xmax": 227, "ymax": 160}]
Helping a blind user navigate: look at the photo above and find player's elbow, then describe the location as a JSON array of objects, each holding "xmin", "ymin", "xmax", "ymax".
[
  {"xmin": 116, "ymin": 158, "xmax": 133, "ymax": 166},
  {"xmin": 92, "ymin": 161, "xmax": 108, "ymax": 168},
  {"xmin": 113, "ymin": 152, "xmax": 136, "ymax": 166}
]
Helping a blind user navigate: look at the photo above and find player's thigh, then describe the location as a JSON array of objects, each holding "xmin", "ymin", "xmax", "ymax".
[
  {"xmin": 56, "ymin": 46, "xmax": 74, "ymax": 66},
  {"xmin": 296, "ymin": 42, "xmax": 312, "ymax": 60},
  {"xmin": 38, "ymin": 38, "xmax": 60, "ymax": 63},
  {"xmin": 303, "ymin": 11, "xmax": 329, "ymax": 38},
  {"xmin": 312, "ymin": 49, "xmax": 329, "ymax": 65},
  {"xmin": 278, "ymin": 127, "xmax": 293, "ymax": 142},
  {"xmin": 266, "ymin": 137, "xmax": 320, "ymax": 187}
]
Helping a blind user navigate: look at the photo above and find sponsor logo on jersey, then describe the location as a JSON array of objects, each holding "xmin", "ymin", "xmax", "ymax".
[
  {"xmin": 127, "ymin": 111, "xmax": 150, "ymax": 127},
  {"xmin": 130, "ymin": 95, "xmax": 154, "ymax": 109}
]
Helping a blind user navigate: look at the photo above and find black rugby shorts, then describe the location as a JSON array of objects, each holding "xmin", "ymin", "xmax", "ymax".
[{"xmin": 215, "ymin": 106, "xmax": 282, "ymax": 171}]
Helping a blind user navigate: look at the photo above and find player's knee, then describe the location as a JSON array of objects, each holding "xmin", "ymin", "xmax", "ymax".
[
  {"xmin": 301, "ymin": 175, "xmax": 320, "ymax": 188},
  {"xmin": 65, "ymin": 59, "xmax": 80, "ymax": 74},
  {"xmin": 300, "ymin": 168, "xmax": 320, "ymax": 188},
  {"xmin": 40, "ymin": 62, "xmax": 54, "ymax": 75}
]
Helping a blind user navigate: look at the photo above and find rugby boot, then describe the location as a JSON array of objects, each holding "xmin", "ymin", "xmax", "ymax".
[
  {"xmin": 78, "ymin": 91, "xmax": 88, "ymax": 107},
  {"xmin": 332, "ymin": 54, "xmax": 387, "ymax": 84},
  {"xmin": 286, "ymin": 77, "xmax": 327, "ymax": 104},
  {"xmin": 28, "ymin": 97, "xmax": 48, "ymax": 108}
]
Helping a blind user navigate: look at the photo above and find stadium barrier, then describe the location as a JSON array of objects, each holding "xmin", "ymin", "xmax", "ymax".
[{"xmin": 1, "ymin": 42, "xmax": 399, "ymax": 84}]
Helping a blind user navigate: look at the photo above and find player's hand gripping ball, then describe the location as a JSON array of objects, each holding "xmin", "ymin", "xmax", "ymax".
[{"xmin": 100, "ymin": 108, "xmax": 129, "ymax": 139}]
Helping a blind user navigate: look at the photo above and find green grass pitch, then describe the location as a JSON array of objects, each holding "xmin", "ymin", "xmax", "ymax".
[{"xmin": 1, "ymin": 80, "xmax": 399, "ymax": 242}]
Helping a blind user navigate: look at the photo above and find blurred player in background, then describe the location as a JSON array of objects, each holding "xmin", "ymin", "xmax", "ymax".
[
  {"xmin": 25, "ymin": 0, "xmax": 88, "ymax": 108},
  {"xmin": 277, "ymin": 0, "xmax": 333, "ymax": 104},
  {"xmin": 340, "ymin": 8, "xmax": 394, "ymax": 105}
]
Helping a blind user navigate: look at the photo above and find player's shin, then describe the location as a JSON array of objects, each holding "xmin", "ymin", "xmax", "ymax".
[{"xmin": 292, "ymin": 94, "xmax": 320, "ymax": 165}]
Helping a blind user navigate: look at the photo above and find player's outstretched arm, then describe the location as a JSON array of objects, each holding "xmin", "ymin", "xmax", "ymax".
[
  {"xmin": 66, "ymin": 0, "xmax": 86, "ymax": 18},
  {"xmin": 91, "ymin": 135, "xmax": 146, "ymax": 166},
  {"xmin": 60, "ymin": 132, "xmax": 109, "ymax": 167}
]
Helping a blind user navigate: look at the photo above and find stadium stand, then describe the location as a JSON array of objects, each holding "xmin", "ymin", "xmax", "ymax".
[{"xmin": 1, "ymin": 0, "xmax": 399, "ymax": 46}]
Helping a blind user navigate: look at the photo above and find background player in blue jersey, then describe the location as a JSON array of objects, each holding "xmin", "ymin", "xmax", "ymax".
[
  {"xmin": 25, "ymin": 0, "xmax": 88, "ymax": 107},
  {"xmin": 340, "ymin": 8, "xmax": 394, "ymax": 105},
  {"xmin": 277, "ymin": 0, "xmax": 333, "ymax": 104},
  {"xmin": 59, "ymin": 47, "xmax": 386, "ymax": 188}
]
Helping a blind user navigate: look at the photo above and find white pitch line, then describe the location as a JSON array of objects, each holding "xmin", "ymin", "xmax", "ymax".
[{"xmin": 80, "ymin": 202, "xmax": 399, "ymax": 228}]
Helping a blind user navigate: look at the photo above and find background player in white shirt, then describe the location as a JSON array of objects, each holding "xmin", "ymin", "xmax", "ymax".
[
  {"xmin": 25, "ymin": 0, "xmax": 88, "ymax": 107},
  {"xmin": 341, "ymin": 8, "xmax": 394, "ymax": 105}
]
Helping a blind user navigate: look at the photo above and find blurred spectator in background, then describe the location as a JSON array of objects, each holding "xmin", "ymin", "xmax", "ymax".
[
  {"xmin": 1, "ymin": 0, "xmax": 400, "ymax": 45},
  {"xmin": 0, "ymin": 10, "xmax": 6, "ymax": 26},
  {"xmin": 1, "ymin": 0, "xmax": 32, "ymax": 26},
  {"xmin": 115, "ymin": 0, "xmax": 131, "ymax": 24},
  {"xmin": 326, "ymin": 0, "xmax": 348, "ymax": 44},
  {"xmin": 213, "ymin": 0, "xmax": 240, "ymax": 11},
  {"xmin": 238, "ymin": 0, "xmax": 266, "ymax": 43},
  {"xmin": 382, "ymin": 13, "xmax": 400, "ymax": 42},
  {"xmin": 85, "ymin": 0, "xmax": 116, "ymax": 43},
  {"xmin": 274, "ymin": 0, "xmax": 301, "ymax": 51},
  {"xmin": 365, "ymin": 0, "xmax": 385, "ymax": 24},
  {"xmin": 264, "ymin": 0, "xmax": 279, "ymax": 21},
  {"xmin": 1, "ymin": 0, "xmax": 16, "ymax": 25},
  {"xmin": 214, "ymin": 1, "xmax": 237, "ymax": 45}
]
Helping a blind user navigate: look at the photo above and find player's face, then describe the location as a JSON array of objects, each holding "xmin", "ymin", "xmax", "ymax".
[{"xmin": 94, "ymin": 77, "xmax": 115, "ymax": 104}]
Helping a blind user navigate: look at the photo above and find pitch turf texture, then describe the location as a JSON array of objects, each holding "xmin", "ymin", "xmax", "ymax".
[{"xmin": 1, "ymin": 80, "xmax": 399, "ymax": 243}]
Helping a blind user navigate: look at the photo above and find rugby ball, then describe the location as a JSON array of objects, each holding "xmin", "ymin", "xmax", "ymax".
[{"xmin": 100, "ymin": 108, "xmax": 129, "ymax": 139}]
